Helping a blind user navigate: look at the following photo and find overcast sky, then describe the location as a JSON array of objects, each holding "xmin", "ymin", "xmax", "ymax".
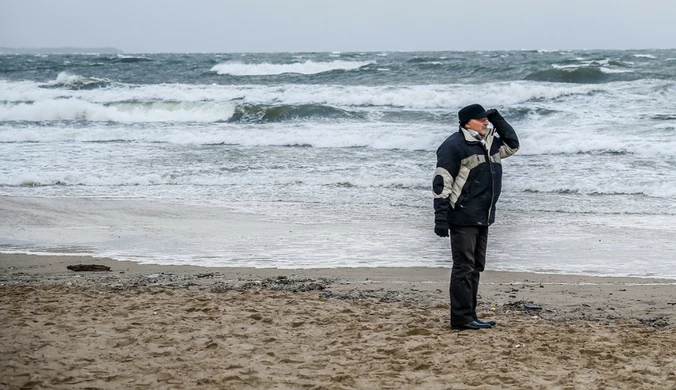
[{"xmin": 1, "ymin": 0, "xmax": 674, "ymax": 53}]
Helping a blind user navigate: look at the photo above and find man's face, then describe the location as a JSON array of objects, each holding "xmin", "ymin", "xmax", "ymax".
[{"xmin": 465, "ymin": 117, "xmax": 489, "ymax": 136}]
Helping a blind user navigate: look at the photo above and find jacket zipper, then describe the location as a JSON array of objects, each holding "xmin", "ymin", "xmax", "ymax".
[{"xmin": 485, "ymin": 145, "xmax": 494, "ymax": 225}]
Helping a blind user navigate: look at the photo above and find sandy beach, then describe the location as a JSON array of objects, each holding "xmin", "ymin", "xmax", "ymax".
[{"xmin": 2, "ymin": 253, "xmax": 676, "ymax": 389}]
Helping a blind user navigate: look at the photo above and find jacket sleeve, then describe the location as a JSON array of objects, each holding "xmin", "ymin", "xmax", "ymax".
[
  {"xmin": 490, "ymin": 112, "xmax": 519, "ymax": 158},
  {"xmin": 433, "ymin": 142, "xmax": 460, "ymax": 229}
]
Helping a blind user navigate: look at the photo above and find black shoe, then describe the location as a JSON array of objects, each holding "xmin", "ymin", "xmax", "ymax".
[
  {"xmin": 476, "ymin": 318, "xmax": 496, "ymax": 326},
  {"xmin": 451, "ymin": 320, "xmax": 492, "ymax": 330}
]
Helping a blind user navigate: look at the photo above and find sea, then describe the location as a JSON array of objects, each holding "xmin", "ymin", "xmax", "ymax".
[{"xmin": 1, "ymin": 50, "xmax": 675, "ymax": 278}]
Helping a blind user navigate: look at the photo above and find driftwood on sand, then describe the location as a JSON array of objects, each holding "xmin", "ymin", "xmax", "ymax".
[{"xmin": 67, "ymin": 264, "xmax": 111, "ymax": 272}]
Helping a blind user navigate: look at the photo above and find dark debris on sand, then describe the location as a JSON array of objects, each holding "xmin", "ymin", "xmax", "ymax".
[
  {"xmin": 211, "ymin": 275, "xmax": 332, "ymax": 293},
  {"xmin": 2, "ymin": 262, "xmax": 673, "ymax": 328},
  {"xmin": 0, "ymin": 265, "xmax": 432, "ymax": 305}
]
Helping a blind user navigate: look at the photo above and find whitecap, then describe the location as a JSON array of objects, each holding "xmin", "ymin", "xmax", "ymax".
[
  {"xmin": 0, "ymin": 98, "xmax": 236, "ymax": 122},
  {"xmin": 116, "ymin": 53, "xmax": 149, "ymax": 60},
  {"xmin": 210, "ymin": 60, "xmax": 374, "ymax": 76},
  {"xmin": 41, "ymin": 71, "xmax": 111, "ymax": 90},
  {"xmin": 599, "ymin": 67, "xmax": 633, "ymax": 74}
]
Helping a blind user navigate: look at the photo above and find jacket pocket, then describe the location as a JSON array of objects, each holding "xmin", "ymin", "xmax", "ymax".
[{"xmin": 456, "ymin": 180, "xmax": 477, "ymax": 208}]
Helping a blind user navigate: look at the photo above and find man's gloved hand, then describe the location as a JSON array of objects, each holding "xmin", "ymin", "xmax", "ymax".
[
  {"xmin": 434, "ymin": 225, "xmax": 449, "ymax": 237},
  {"xmin": 486, "ymin": 109, "xmax": 500, "ymax": 122}
]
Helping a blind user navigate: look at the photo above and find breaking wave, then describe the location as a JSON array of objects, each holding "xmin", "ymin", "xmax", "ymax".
[
  {"xmin": 228, "ymin": 103, "xmax": 364, "ymax": 123},
  {"xmin": 210, "ymin": 60, "xmax": 374, "ymax": 76},
  {"xmin": 2, "ymin": 171, "xmax": 427, "ymax": 191},
  {"xmin": 525, "ymin": 67, "xmax": 618, "ymax": 83},
  {"xmin": 0, "ymin": 99, "xmax": 236, "ymax": 122},
  {"xmin": 514, "ymin": 183, "xmax": 676, "ymax": 199},
  {"xmin": 40, "ymin": 72, "xmax": 111, "ymax": 90},
  {"xmin": 112, "ymin": 54, "xmax": 153, "ymax": 63},
  {"xmin": 1, "ymin": 79, "xmax": 613, "ymax": 124},
  {"xmin": 0, "ymin": 99, "xmax": 368, "ymax": 124}
]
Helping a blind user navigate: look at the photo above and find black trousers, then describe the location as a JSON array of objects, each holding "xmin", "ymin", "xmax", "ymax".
[{"xmin": 449, "ymin": 226, "xmax": 488, "ymax": 326}]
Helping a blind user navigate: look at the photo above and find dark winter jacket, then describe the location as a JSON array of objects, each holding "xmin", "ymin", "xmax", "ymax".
[{"xmin": 433, "ymin": 111, "xmax": 519, "ymax": 228}]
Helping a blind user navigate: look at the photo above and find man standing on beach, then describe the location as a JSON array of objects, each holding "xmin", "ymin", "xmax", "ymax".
[{"xmin": 433, "ymin": 104, "xmax": 519, "ymax": 330}]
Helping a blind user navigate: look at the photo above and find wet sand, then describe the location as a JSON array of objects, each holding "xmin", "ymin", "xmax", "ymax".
[{"xmin": 2, "ymin": 253, "xmax": 676, "ymax": 389}]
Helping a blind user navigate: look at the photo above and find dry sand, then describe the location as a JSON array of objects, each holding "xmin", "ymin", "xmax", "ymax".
[{"xmin": 1, "ymin": 253, "xmax": 676, "ymax": 389}]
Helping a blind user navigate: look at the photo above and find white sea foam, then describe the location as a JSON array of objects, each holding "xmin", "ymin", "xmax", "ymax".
[
  {"xmin": 0, "ymin": 99, "xmax": 235, "ymax": 122},
  {"xmin": 518, "ymin": 127, "xmax": 676, "ymax": 158},
  {"xmin": 6, "ymin": 171, "xmax": 167, "ymax": 188},
  {"xmin": 0, "ymin": 121, "xmax": 442, "ymax": 151},
  {"xmin": 210, "ymin": 60, "xmax": 374, "ymax": 76},
  {"xmin": 509, "ymin": 172, "xmax": 676, "ymax": 199},
  {"xmin": 2, "ymin": 78, "xmax": 673, "ymax": 132},
  {"xmin": 599, "ymin": 67, "xmax": 633, "ymax": 74},
  {"xmin": 42, "ymin": 71, "xmax": 111, "ymax": 89},
  {"xmin": 1, "ymin": 78, "xmax": 612, "ymax": 115},
  {"xmin": 633, "ymin": 54, "xmax": 657, "ymax": 59},
  {"xmin": 551, "ymin": 59, "xmax": 633, "ymax": 71},
  {"xmin": 1, "ymin": 169, "xmax": 428, "ymax": 190},
  {"xmin": 116, "ymin": 54, "xmax": 150, "ymax": 60},
  {"xmin": 0, "ymin": 80, "xmax": 69, "ymax": 102},
  {"xmin": 550, "ymin": 64, "xmax": 579, "ymax": 70},
  {"xmin": 221, "ymin": 82, "xmax": 604, "ymax": 109}
]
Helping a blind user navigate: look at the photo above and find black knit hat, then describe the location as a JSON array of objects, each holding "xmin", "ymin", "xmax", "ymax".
[{"xmin": 458, "ymin": 104, "xmax": 488, "ymax": 127}]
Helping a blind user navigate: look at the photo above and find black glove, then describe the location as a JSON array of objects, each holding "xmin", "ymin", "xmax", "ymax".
[
  {"xmin": 434, "ymin": 225, "xmax": 449, "ymax": 237},
  {"xmin": 486, "ymin": 109, "xmax": 500, "ymax": 122}
]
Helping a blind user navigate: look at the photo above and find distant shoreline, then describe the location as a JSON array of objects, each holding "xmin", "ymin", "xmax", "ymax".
[
  {"xmin": 1, "ymin": 47, "xmax": 674, "ymax": 55},
  {"xmin": 0, "ymin": 46, "xmax": 123, "ymax": 54}
]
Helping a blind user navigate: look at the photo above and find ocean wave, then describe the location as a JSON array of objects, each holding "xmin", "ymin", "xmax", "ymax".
[
  {"xmin": 228, "ymin": 103, "xmax": 365, "ymax": 123},
  {"xmin": 2, "ymin": 171, "xmax": 427, "ymax": 190},
  {"xmin": 525, "ymin": 67, "xmax": 615, "ymax": 83},
  {"xmin": 40, "ymin": 72, "xmax": 112, "ymax": 90},
  {"xmin": 5, "ymin": 169, "xmax": 674, "ymax": 203},
  {"xmin": 520, "ymin": 188, "xmax": 651, "ymax": 196},
  {"xmin": 552, "ymin": 59, "xmax": 633, "ymax": 69},
  {"xmin": 632, "ymin": 54, "xmax": 657, "ymax": 59},
  {"xmin": 0, "ymin": 98, "xmax": 367, "ymax": 124},
  {"xmin": 0, "ymin": 122, "xmax": 442, "ymax": 150},
  {"xmin": 532, "ymin": 57, "xmax": 641, "ymax": 83},
  {"xmin": 111, "ymin": 54, "xmax": 153, "ymax": 63},
  {"xmin": 7, "ymin": 173, "xmax": 171, "ymax": 188},
  {"xmin": 649, "ymin": 114, "xmax": 676, "ymax": 121},
  {"xmin": 519, "ymin": 130, "xmax": 676, "ymax": 158},
  {"xmin": 519, "ymin": 139, "xmax": 622, "ymax": 156},
  {"xmin": 1, "ymin": 79, "xmax": 610, "ymax": 114},
  {"xmin": 406, "ymin": 56, "xmax": 447, "ymax": 64},
  {"xmin": 213, "ymin": 82, "xmax": 604, "ymax": 109},
  {"xmin": 598, "ymin": 67, "xmax": 633, "ymax": 74},
  {"xmin": 501, "ymin": 107, "xmax": 560, "ymax": 120},
  {"xmin": 210, "ymin": 60, "xmax": 374, "ymax": 76},
  {"xmin": 0, "ymin": 99, "xmax": 235, "ymax": 122},
  {"xmin": 516, "ymin": 184, "xmax": 676, "ymax": 199}
]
